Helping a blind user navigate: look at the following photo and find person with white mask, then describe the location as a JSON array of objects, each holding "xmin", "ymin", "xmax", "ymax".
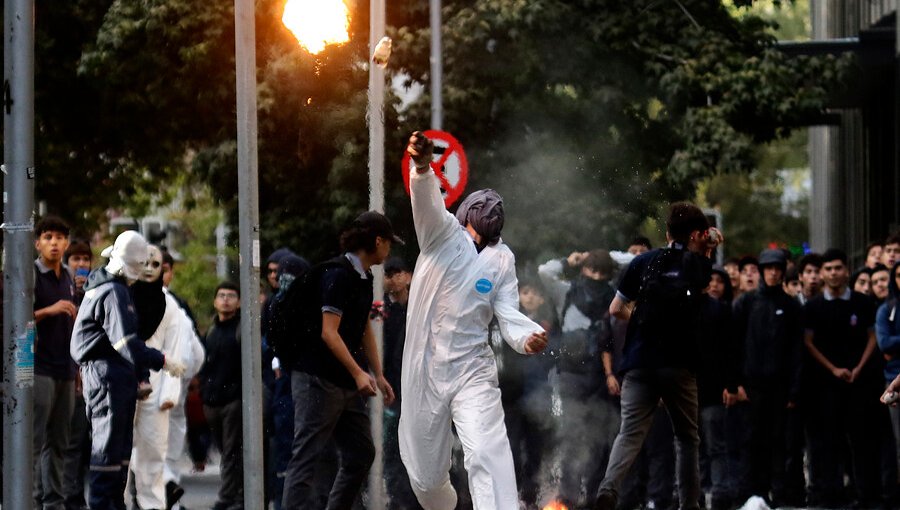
[
  {"xmin": 398, "ymin": 131, "xmax": 548, "ymax": 510},
  {"xmin": 128, "ymin": 245, "xmax": 197, "ymax": 510},
  {"xmin": 70, "ymin": 231, "xmax": 186, "ymax": 510}
]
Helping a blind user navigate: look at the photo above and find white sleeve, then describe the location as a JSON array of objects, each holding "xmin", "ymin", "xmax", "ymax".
[
  {"xmin": 409, "ymin": 169, "xmax": 461, "ymax": 254},
  {"xmin": 188, "ymin": 333, "xmax": 205, "ymax": 378},
  {"xmin": 494, "ymin": 252, "xmax": 544, "ymax": 354},
  {"xmin": 537, "ymin": 258, "xmax": 571, "ymax": 318},
  {"xmin": 156, "ymin": 313, "xmax": 195, "ymax": 406}
]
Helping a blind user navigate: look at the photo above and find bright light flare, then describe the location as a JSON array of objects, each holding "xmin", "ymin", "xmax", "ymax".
[
  {"xmin": 542, "ymin": 502, "xmax": 569, "ymax": 510},
  {"xmin": 282, "ymin": 0, "xmax": 350, "ymax": 55}
]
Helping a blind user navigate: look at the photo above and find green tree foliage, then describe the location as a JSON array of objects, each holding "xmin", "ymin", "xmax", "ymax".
[
  {"xmin": 389, "ymin": 0, "xmax": 847, "ymax": 261},
  {"xmin": 8, "ymin": 0, "xmax": 848, "ymax": 266}
]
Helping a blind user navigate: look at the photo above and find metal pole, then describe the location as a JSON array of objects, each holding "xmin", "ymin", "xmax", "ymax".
[
  {"xmin": 367, "ymin": 0, "xmax": 386, "ymax": 507},
  {"xmin": 2, "ymin": 0, "xmax": 36, "ymax": 508},
  {"xmin": 430, "ymin": 0, "xmax": 443, "ymax": 130},
  {"xmin": 234, "ymin": 0, "xmax": 264, "ymax": 508}
]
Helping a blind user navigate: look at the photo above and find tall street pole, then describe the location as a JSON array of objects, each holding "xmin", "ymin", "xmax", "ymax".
[
  {"xmin": 430, "ymin": 0, "xmax": 442, "ymax": 130},
  {"xmin": 234, "ymin": 0, "xmax": 265, "ymax": 508},
  {"xmin": 367, "ymin": 0, "xmax": 386, "ymax": 507},
  {"xmin": 2, "ymin": 0, "xmax": 36, "ymax": 508}
]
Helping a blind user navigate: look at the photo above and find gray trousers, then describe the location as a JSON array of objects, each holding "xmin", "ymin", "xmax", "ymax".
[
  {"xmin": 282, "ymin": 371, "xmax": 374, "ymax": 510},
  {"xmin": 33, "ymin": 374, "xmax": 75, "ymax": 510},
  {"xmin": 205, "ymin": 399, "xmax": 244, "ymax": 508},
  {"xmin": 599, "ymin": 368, "xmax": 701, "ymax": 510}
]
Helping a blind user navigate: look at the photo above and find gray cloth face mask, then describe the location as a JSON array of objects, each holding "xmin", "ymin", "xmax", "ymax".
[{"xmin": 455, "ymin": 189, "xmax": 504, "ymax": 252}]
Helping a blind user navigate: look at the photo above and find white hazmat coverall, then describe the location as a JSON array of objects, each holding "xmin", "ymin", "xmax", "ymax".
[
  {"xmin": 399, "ymin": 168, "xmax": 544, "ymax": 510},
  {"xmin": 163, "ymin": 288, "xmax": 205, "ymax": 489},
  {"xmin": 131, "ymin": 292, "xmax": 194, "ymax": 510}
]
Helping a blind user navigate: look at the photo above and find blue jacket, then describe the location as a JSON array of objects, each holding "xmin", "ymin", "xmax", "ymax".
[
  {"xmin": 70, "ymin": 268, "xmax": 165, "ymax": 372},
  {"xmin": 876, "ymin": 261, "xmax": 900, "ymax": 381}
]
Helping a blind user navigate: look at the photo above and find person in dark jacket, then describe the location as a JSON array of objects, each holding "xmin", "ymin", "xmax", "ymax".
[
  {"xmin": 538, "ymin": 250, "xmax": 618, "ymax": 508},
  {"xmin": 199, "ymin": 281, "xmax": 244, "ymax": 510},
  {"xmin": 696, "ymin": 266, "xmax": 737, "ymax": 510},
  {"xmin": 69, "ymin": 231, "xmax": 184, "ymax": 510},
  {"xmin": 594, "ymin": 203, "xmax": 721, "ymax": 510},
  {"xmin": 877, "ymin": 261, "xmax": 900, "ymax": 503},
  {"xmin": 379, "ymin": 257, "xmax": 424, "ymax": 510},
  {"xmin": 732, "ymin": 249, "xmax": 803, "ymax": 507},
  {"xmin": 266, "ymin": 255, "xmax": 311, "ymax": 510}
]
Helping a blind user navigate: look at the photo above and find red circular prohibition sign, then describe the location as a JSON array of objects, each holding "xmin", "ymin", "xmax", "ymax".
[{"xmin": 401, "ymin": 130, "xmax": 469, "ymax": 208}]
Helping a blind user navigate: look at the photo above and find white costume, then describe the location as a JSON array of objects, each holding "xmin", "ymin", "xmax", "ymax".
[
  {"xmin": 163, "ymin": 290, "xmax": 205, "ymax": 489},
  {"xmin": 399, "ymin": 169, "xmax": 543, "ymax": 510},
  {"xmin": 130, "ymin": 247, "xmax": 196, "ymax": 510}
]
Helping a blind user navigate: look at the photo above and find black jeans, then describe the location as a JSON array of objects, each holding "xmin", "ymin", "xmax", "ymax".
[
  {"xmin": 282, "ymin": 372, "xmax": 375, "ymax": 510},
  {"xmin": 205, "ymin": 399, "xmax": 243, "ymax": 509},
  {"xmin": 745, "ymin": 386, "xmax": 789, "ymax": 503},
  {"xmin": 806, "ymin": 379, "xmax": 883, "ymax": 507}
]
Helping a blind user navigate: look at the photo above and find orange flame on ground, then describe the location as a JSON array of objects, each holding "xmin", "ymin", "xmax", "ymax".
[
  {"xmin": 282, "ymin": 0, "xmax": 350, "ymax": 55},
  {"xmin": 542, "ymin": 501, "xmax": 569, "ymax": 510}
]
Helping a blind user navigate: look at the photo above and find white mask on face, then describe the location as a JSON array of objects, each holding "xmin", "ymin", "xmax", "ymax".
[
  {"xmin": 102, "ymin": 230, "xmax": 148, "ymax": 281},
  {"xmin": 142, "ymin": 245, "xmax": 163, "ymax": 282}
]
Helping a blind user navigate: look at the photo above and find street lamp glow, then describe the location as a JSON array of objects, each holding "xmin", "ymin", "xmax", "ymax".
[{"xmin": 282, "ymin": 0, "xmax": 350, "ymax": 55}]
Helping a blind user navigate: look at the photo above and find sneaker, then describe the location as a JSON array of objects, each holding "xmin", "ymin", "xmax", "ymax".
[{"xmin": 593, "ymin": 490, "xmax": 618, "ymax": 510}]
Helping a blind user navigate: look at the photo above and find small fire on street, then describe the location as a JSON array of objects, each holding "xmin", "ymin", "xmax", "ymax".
[
  {"xmin": 281, "ymin": 0, "xmax": 350, "ymax": 54},
  {"xmin": 542, "ymin": 501, "xmax": 569, "ymax": 510}
]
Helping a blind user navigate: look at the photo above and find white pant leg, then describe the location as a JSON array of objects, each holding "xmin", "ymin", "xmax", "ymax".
[
  {"xmin": 164, "ymin": 380, "xmax": 190, "ymax": 484},
  {"xmin": 132, "ymin": 398, "xmax": 170, "ymax": 509},
  {"xmin": 399, "ymin": 386, "xmax": 457, "ymax": 510},
  {"xmin": 450, "ymin": 367, "xmax": 519, "ymax": 510}
]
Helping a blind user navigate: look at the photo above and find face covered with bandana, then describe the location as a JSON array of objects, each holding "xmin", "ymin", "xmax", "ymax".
[
  {"xmin": 455, "ymin": 189, "xmax": 505, "ymax": 252},
  {"xmin": 142, "ymin": 245, "xmax": 164, "ymax": 283}
]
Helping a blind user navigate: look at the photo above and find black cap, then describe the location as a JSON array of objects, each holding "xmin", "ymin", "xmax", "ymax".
[
  {"xmin": 353, "ymin": 211, "xmax": 404, "ymax": 246},
  {"xmin": 758, "ymin": 248, "xmax": 787, "ymax": 269},
  {"xmin": 738, "ymin": 255, "xmax": 759, "ymax": 272}
]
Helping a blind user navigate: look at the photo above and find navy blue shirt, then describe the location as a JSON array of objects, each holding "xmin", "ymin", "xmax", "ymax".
[
  {"xmin": 616, "ymin": 248, "xmax": 711, "ymax": 373},
  {"xmin": 34, "ymin": 259, "xmax": 77, "ymax": 380},
  {"xmin": 804, "ymin": 288, "xmax": 880, "ymax": 388},
  {"xmin": 293, "ymin": 255, "xmax": 374, "ymax": 389}
]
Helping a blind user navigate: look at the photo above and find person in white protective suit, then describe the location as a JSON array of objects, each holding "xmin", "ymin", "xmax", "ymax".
[
  {"xmin": 128, "ymin": 245, "xmax": 195, "ymax": 510},
  {"xmin": 399, "ymin": 131, "xmax": 549, "ymax": 510},
  {"xmin": 162, "ymin": 298, "xmax": 204, "ymax": 510}
]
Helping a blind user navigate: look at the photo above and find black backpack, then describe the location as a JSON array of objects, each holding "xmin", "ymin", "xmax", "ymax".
[
  {"xmin": 267, "ymin": 257, "xmax": 353, "ymax": 365},
  {"xmin": 633, "ymin": 248, "xmax": 708, "ymax": 340}
]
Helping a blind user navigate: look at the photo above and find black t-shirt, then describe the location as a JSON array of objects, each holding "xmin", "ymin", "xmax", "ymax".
[
  {"xmin": 34, "ymin": 260, "xmax": 77, "ymax": 380},
  {"xmin": 294, "ymin": 256, "xmax": 374, "ymax": 389},
  {"xmin": 804, "ymin": 290, "xmax": 880, "ymax": 385},
  {"xmin": 617, "ymin": 248, "xmax": 711, "ymax": 373}
]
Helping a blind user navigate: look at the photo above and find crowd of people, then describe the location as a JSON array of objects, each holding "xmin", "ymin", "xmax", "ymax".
[
  {"xmin": 6, "ymin": 137, "xmax": 900, "ymax": 510},
  {"xmin": 487, "ymin": 229, "xmax": 900, "ymax": 510}
]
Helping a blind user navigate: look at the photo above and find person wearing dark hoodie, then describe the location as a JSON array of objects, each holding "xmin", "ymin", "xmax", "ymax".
[
  {"xmin": 731, "ymin": 249, "xmax": 803, "ymax": 508},
  {"xmin": 538, "ymin": 250, "xmax": 618, "ymax": 508},
  {"xmin": 696, "ymin": 266, "xmax": 737, "ymax": 510},
  {"xmin": 265, "ymin": 254, "xmax": 311, "ymax": 510},
  {"xmin": 69, "ymin": 231, "xmax": 185, "ymax": 510}
]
